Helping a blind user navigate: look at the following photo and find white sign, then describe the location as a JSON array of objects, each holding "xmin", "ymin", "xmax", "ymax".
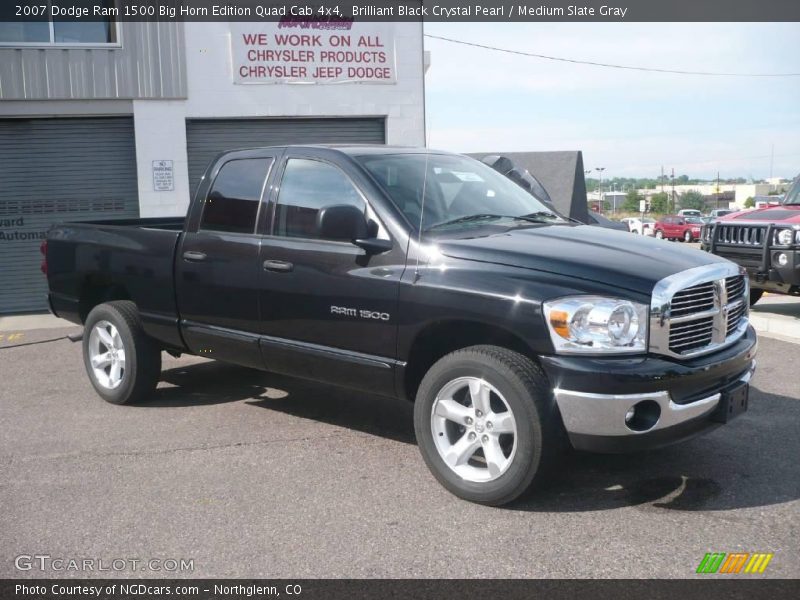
[
  {"xmin": 639, "ymin": 199, "xmax": 648, "ymax": 213},
  {"xmin": 231, "ymin": 22, "xmax": 396, "ymax": 85},
  {"xmin": 152, "ymin": 160, "xmax": 174, "ymax": 192}
]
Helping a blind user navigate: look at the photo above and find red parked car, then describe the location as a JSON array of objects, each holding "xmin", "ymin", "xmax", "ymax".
[{"xmin": 654, "ymin": 215, "xmax": 704, "ymax": 242}]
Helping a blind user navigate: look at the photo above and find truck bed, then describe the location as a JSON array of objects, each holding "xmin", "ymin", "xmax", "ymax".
[{"xmin": 46, "ymin": 218, "xmax": 186, "ymax": 349}]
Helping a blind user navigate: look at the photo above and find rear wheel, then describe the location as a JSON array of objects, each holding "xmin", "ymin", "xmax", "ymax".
[
  {"xmin": 655, "ymin": 230, "xmax": 664, "ymax": 239},
  {"xmin": 82, "ymin": 301, "xmax": 161, "ymax": 405},
  {"xmin": 414, "ymin": 345, "xmax": 564, "ymax": 506},
  {"xmin": 749, "ymin": 289, "xmax": 764, "ymax": 307}
]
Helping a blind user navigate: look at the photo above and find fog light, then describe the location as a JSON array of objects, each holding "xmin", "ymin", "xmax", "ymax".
[
  {"xmin": 624, "ymin": 400, "xmax": 661, "ymax": 432},
  {"xmin": 777, "ymin": 253, "xmax": 789, "ymax": 267}
]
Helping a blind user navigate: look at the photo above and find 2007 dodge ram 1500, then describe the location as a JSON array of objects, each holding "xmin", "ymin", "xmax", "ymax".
[{"xmin": 44, "ymin": 145, "xmax": 757, "ymax": 505}]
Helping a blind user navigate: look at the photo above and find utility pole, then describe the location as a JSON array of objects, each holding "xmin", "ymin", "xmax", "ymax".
[
  {"xmin": 770, "ymin": 144, "xmax": 774, "ymax": 180},
  {"xmin": 596, "ymin": 167, "xmax": 606, "ymax": 212},
  {"xmin": 671, "ymin": 168, "xmax": 675, "ymax": 213},
  {"xmin": 716, "ymin": 171, "xmax": 720, "ymax": 209}
]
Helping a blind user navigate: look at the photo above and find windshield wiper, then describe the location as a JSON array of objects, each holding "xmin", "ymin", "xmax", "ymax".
[
  {"xmin": 521, "ymin": 211, "xmax": 562, "ymax": 221},
  {"xmin": 426, "ymin": 213, "xmax": 555, "ymax": 231}
]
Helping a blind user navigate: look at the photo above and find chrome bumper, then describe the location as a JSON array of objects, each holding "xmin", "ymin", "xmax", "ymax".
[{"xmin": 554, "ymin": 360, "xmax": 756, "ymax": 439}]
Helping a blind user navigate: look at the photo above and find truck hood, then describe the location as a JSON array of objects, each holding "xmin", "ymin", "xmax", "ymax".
[
  {"xmin": 434, "ymin": 224, "xmax": 730, "ymax": 296},
  {"xmin": 720, "ymin": 205, "xmax": 800, "ymax": 224}
]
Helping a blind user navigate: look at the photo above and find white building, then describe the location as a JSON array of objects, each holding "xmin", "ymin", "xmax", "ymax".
[{"xmin": 0, "ymin": 19, "xmax": 426, "ymax": 312}]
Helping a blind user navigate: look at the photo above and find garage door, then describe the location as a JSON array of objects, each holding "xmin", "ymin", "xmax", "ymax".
[
  {"xmin": 0, "ymin": 117, "xmax": 139, "ymax": 314},
  {"xmin": 186, "ymin": 117, "xmax": 386, "ymax": 198}
]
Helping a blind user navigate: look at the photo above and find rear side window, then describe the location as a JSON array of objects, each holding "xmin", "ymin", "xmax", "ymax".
[
  {"xmin": 274, "ymin": 158, "xmax": 365, "ymax": 239},
  {"xmin": 200, "ymin": 158, "xmax": 272, "ymax": 234}
]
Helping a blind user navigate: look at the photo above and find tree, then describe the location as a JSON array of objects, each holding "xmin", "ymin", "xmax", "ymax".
[
  {"xmin": 744, "ymin": 197, "xmax": 755, "ymax": 209},
  {"xmin": 650, "ymin": 192, "xmax": 669, "ymax": 214},
  {"xmin": 622, "ymin": 189, "xmax": 643, "ymax": 212},
  {"xmin": 680, "ymin": 190, "xmax": 705, "ymax": 211}
]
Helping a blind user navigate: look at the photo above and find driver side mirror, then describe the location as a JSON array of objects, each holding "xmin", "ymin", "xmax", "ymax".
[{"xmin": 316, "ymin": 205, "xmax": 392, "ymax": 254}]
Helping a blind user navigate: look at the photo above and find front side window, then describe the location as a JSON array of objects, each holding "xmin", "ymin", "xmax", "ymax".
[
  {"xmin": 200, "ymin": 159, "xmax": 271, "ymax": 234},
  {"xmin": 0, "ymin": 1, "xmax": 118, "ymax": 45},
  {"xmin": 274, "ymin": 159, "xmax": 365, "ymax": 240},
  {"xmin": 356, "ymin": 153, "xmax": 563, "ymax": 233}
]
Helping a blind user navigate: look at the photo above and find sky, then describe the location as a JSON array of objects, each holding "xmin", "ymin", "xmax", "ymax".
[{"xmin": 423, "ymin": 22, "xmax": 800, "ymax": 180}]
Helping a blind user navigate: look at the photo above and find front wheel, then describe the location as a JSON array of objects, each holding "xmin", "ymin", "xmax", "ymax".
[
  {"xmin": 684, "ymin": 230, "xmax": 693, "ymax": 242},
  {"xmin": 82, "ymin": 301, "xmax": 161, "ymax": 404},
  {"xmin": 749, "ymin": 289, "xmax": 764, "ymax": 307},
  {"xmin": 655, "ymin": 230, "xmax": 664, "ymax": 239},
  {"xmin": 414, "ymin": 345, "xmax": 564, "ymax": 506}
]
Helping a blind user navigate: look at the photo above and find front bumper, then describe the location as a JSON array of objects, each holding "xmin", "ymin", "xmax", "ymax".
[{"xmin": 540, "ymin": 326, "xmax": 758, "ymax": 453}]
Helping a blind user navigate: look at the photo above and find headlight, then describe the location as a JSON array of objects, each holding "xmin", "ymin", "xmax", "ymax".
[
  {"xmin": 776, "ymin": 229, "xmax": 794, "ymax": 246},
  {"xmin": 543, "ymin": 296, "xmax": 648, "ymax": 354}
]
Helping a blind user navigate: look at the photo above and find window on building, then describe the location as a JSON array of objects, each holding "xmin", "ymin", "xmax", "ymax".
[
  {"xmin": 0, "ymin": 2, "xmax": 118, "ymax": 45},
  {"xmin": 200, "ymin": 159, "xmax": 271, "ymax": 234},
  {"xmin": 275, "ymin": 159, "xmax": 366, "ymax": 240}
]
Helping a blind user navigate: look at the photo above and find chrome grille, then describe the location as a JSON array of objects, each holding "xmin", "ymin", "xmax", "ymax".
[
  {"xmin": 669, "ymin": 316, "xmax": 714, "ymax": 353},
  {"xmin": 725, "ymin": 275, "xmax": 746, "ymax": 302},
  {"xmin": 716, "ymin": 224, "xmax": 767, "ymax": 247},
  {"xmin": 726, "ymin": 301, "xmax": 746, "ymax": 336},
  {"xmin": 669, "ymin": 281, "xmax": 715, "ymax": 318},
  {"xmin": 650, "ymin": 265, "xmax": 749, "ymax": 359}
]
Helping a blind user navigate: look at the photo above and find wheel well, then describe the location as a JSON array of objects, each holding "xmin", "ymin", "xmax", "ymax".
[
  {"xmin": 78, "ymin": 279, "xmax": 131, "ymax": 322},
  {"xmin": 402, "ymin": 321, "xmax": 535, "ymax": 402}
]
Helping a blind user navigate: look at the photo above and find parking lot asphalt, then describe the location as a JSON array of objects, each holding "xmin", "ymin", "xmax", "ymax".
[{"xmin": 1, "ymin": 329, "xmax": 798, "ymax": 579}]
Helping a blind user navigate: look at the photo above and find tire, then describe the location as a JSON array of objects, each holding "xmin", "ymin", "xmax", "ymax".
[
  {"xmin": 82, "ymin": 301, "xmax": 161, "ymax": 404},
  {"xmin": 684, "ymin": 230, "xmax": 693, "ymax": 242},
  {"xmin": 655, "ymin": 230, "xmax": 664, "ymax": 239},
  {"xmin": 749, "ymin": 289, "xmax": 764, "ymax": 307},
  {"xmin": 413, "ymin": 345, "xmax": 564, "ymax": 506}
]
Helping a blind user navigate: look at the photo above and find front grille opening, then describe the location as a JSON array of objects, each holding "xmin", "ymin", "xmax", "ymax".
[
  {"xmin": 725, "ymin": 275, "xmax": 745, "ymax": 301},
  {"xmin": 669, "ymin": 316, "xmax": 714, "ymax": 354},
  {"xmin": 717, "ymin": 225, "xmax": 766, "ymax": 247},
  {"xmin": 670, "ymin": 281, "xmax": 715, "ymax": 318},
  {"xmin": 727, "ymin": 302, "xmax": 746, "ymax": 336}
]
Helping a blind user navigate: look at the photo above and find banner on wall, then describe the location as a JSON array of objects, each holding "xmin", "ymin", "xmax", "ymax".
[{"xmin": 231, "ymin": 21, "xmax": 397, "ymax": 84}]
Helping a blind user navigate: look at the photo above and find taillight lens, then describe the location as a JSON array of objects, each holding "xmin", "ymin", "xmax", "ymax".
[{"xmin": 40, "ymin": 240, "xmax": 48, "ymax": 275}]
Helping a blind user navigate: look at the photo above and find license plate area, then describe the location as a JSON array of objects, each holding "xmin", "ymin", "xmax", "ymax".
[{"xmin": 711, "ymin": 382, "xmax": 749, "ymax": 423}]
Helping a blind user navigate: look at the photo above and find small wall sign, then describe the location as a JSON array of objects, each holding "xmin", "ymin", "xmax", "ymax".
[{"xmin": 152, "ymin": 160, "xmax": 175, "ymax": 192}]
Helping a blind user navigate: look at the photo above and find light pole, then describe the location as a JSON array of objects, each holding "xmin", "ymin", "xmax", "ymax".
[{"xmin": 595, "ymin": 167, "xmax": 606, "ymax": 212}]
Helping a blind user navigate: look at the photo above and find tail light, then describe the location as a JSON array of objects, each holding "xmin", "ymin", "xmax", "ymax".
[{"xmin": 40, "ymin": 240, "xmax": 47, "ymax": 275}]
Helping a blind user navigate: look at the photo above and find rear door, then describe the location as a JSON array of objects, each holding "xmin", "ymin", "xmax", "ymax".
[
  {"xmin": 176, "ymin": 151, "xmax": 279, "ymax": 368},
  {"xmin": 256, "ymin": 150, "xmax": 405, "ymax": 396}
]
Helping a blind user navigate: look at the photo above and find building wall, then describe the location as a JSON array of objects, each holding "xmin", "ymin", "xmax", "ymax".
[
  {"xmin": 0, "ymin": 22, "xmax": 187, "ymax": 100},
  {"xmin": 132, "ymin": 21, "xmax": 426, "ymax": 217},
  {"xmin": 1, "ymin": 21, "xmax": 426, "ymax": 218}
]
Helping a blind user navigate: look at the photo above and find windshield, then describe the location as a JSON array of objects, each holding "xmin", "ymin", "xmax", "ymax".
[
  {"xmin": 356, "ymin": 153, "xmax": 563, "ymax": 231},
  {"xmin": 685, "ymin": 217, "xmax": 704, "ymax": 224},
  {"xmin": 783, "ymin": 177, "xmax": 800, "ymax": 205}
]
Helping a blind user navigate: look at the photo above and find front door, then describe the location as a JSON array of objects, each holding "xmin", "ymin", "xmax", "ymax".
[
  {"xmin": 257, "ymin": 152, "xmax": 405, "ymax": 396},
  {"xmin": 176, "ymin": 153, "xmax": 277, "ymax": 369}
]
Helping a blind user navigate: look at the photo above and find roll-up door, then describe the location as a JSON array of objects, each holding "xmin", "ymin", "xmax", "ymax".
[{"xmin": 0, "ymin": 117, "xmax": 139, "ymax": 314}]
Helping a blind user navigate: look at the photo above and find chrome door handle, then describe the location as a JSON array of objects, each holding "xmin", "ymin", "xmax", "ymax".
[
  {"xmin": 182, "ymin": 251, "xmax": 207, "ymax": 262},
  {"xmin": 263, "ymin": 260, "xmax": 294, "ymax": 273}
]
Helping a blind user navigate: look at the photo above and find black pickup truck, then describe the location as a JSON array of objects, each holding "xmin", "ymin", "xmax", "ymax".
[{"xmin": 44, "ymin": 145, "xmax": 757, "ymax": 506}]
